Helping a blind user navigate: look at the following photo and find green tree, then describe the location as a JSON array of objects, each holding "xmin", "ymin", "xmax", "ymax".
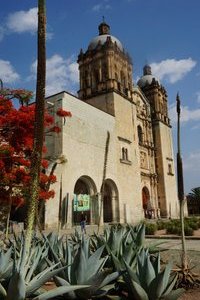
[{"xmin": 188, "ymin": 187, "xmax": 200, "ymax": 200}]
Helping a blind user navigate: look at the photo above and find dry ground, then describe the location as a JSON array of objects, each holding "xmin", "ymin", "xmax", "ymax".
[{"xmin": 152, "ymin": 229, "xmax": 200, "ymax": 299}]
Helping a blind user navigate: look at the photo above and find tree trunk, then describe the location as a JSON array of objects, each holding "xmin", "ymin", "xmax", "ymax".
[
  {"xmin": 25, "ymin": 0, "xmax": 46, "ymax": 252},
  {"xmin": 176, "ymin": 93, "xmax": 188, "ymax": 272},
  {"xmin": 97, "ymin": 131, "xmax": 110, "ymax": 234}
]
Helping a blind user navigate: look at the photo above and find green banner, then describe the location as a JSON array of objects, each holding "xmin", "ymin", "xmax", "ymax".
[{"xmin": 73, "ymin": 194, "xmax": 90, "ymax": 211}]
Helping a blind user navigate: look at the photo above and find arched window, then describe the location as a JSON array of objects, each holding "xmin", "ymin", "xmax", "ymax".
[
  {"xmin": 122, "ymin": 147, "xmax": 128, "ymax": 161},
  {"xmin": 168, "ymin": 164, "xmax": 173, "ymax": 175},
  {"xmin": 137, "ymin": 125, "xmax": 143, "ymax": 144}
]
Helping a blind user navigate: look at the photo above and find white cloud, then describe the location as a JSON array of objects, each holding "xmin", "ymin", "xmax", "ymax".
[
  {"xmin": 151, "ymin": 58, "xmax": 196, "ymax": 83},
  {"xmin": 92, "ymin": 3, "xmax": 111, "ymax": 11},
  {"xmin": 0, "ymin": 59, "xmax": 20, "ymax": 83},
  {"xmin": 0, "ymin": 26, "xmax": 5, "ymax": 41},
  {"xmin": 30, "ymin": 54, "xmax": 79, "ymax": 96},
  {"xmin": 196, "ymin": 91, "xmax": 200, "ymax": 104},
  {"xmin": 6, "ymin": 7, "xmax": 38, "ymax": 34},
  {"xmin": 169, "ymin": 103, "xmax": 200, "ymax": 124},
  {"xmin": 184, "ymin": 151, "xmax": 200, "ymax": 171},
  {"xmin": 92, "ymin": 4, "xmax": 102, "ymax": 11}
]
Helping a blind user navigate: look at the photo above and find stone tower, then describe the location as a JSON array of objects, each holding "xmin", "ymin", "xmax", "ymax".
[
  {"xmin": 138, "ymin": 65, "xmax": 178, "ymax": 217},
  {"xmin": 77, "ymin": 21, "xmax": 133, "ymax": 115}
]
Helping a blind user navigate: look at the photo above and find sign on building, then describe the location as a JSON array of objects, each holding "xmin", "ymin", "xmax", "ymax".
[{"xmin": 73, "ymin": 194, "xmax": 90, "ymax": 211}]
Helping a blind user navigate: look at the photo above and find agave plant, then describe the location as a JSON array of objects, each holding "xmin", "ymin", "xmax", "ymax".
[
  {"xmin": 50, "ymin": 235, "xmax": 119, "ymax": 299},
  {"xmin": 121, "ymin": 249, "xmax": 185, "ymax": 300},
  {"xmin": 0, "ymin": 234, "xmax": 74, "ymax": 300},
  {"xmin": 0, "ymin": 247, "xmax": 13, "ymax": 299},
  {"xmin": 90, "ymin": 224, "xmax": 145, "ymax": 272}
]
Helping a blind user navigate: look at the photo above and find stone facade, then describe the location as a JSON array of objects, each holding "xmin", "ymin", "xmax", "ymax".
[{"xmin": 44, "ymin": 21, "xmax": 179, "ymax": 229}]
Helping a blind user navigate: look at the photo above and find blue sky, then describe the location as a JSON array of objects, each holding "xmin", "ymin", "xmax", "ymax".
[{"xmin": 0, "ymin": 0, "xmax": 200, "ymax": 193}]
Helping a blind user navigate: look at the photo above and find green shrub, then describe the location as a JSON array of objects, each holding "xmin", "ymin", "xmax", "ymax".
[
  {"xmin": 166, "ymin": 221, "xmax": 193, "ymax": 236},
  {"xmin": 186, "ymin": 221, "xmax": 198, "ymax": 230},
  {"xmin": 156, "ymin": 220, "xmax": 166, "ymax": 230},
  {"xmin": 145, "ymin": 223, "xmax": 157, "ymax": 235},
  {"xmin": 184, "ymin": 225, "xmax": 193, "ymax": 236},
  {"xmin": 166, "ymin": 222, "xmax": 178, "ymax": 234},
  {"xmin": 184, "ymin": 217, "xmax": 199, "ymax": 230}
]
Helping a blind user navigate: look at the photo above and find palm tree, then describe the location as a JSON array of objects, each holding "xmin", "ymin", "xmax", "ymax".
[
  {"xmin": 188, "ymin": 187, "xmax": 200, "ymax": 200},
  {"xmin": 187, "ymin": 187, "xmax": 200, "ymax": 215}
]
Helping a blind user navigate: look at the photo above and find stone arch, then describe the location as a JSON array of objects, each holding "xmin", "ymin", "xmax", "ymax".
[
  {"xmin": 102, "ymin": 178, "xmax": 119, "ymax": 223},
  {"xmin": 137, "ymin": 125, "xmax": 143, "ymax": 144},
  {"xmin": 73, "ymin": 176, "xmax": 98, "ymax": 225},
  {"xmin": 142, "ymin": 186, "xmax": 150, "ymax": 218}
]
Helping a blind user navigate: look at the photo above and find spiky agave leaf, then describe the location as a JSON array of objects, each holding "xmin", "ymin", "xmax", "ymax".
[
  {"xmin": 0, "ymin": 247, "xmax": 13, "ymax": 281},
  {"xmin": 32, "ymin": 285, "xmax": 90, "ymax": 300},
  {"xmin": 6, "ymin": 271, "xmax": 26, "ymax": 300}
]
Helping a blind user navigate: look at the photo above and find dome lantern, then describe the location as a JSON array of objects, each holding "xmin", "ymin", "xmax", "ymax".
[{"xmin": 98, "ymin": 18, "xmax": 110, "ymax": 35}]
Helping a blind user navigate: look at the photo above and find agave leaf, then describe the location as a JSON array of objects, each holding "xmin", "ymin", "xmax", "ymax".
[
  {"xmin": 161, "ymin": 274, "xmax": 178, "ymax": 297},
  {"xmin": 124, "ymin": 260, "xmax": 140, "ymax": 284},
  {"xmin": 25, "ymin": 245, "xmax": 44, "ymax": 283},
  {"xmin": 99, "ymin": 271, "xmax": 120, "ymax": 289},
  {"xmin": 130, "ymin": 279, "xmax": 149, "ymax": 300},
  {"xmin": 135, "ymin": 223, "xmax": 145, "ymax": 247},
  {"xmin": 81, "ymin": 236, "xmax": 90, "ymax": 260},
  {"xmin": 0, "ymin": 282, "xmax": 7, "ymax": 297},
  {"xmin": 70, "ymin": 246, "xmax": 87, "ymax": 284},
  {"xmin": 54, "ymin": 276, "xmax": 76, "ymax": 299},
  {"xmin": 107, "ymin": 228, "xmax": 121, "ymax": 256},
  {"xmin": 151, "ymin": 252, "xmax": 160, "ymax": 275},
  {"xmin": 63, "ymin": 241, "xmax": 73, "ymax": 282},
  {"xmin": 162, "ymin": 288, "xmax": 185, "ymax": 300},
  {"xmin": 85, "ymin": 246, "xmax": 106, "ymax": 279},
  {"xmin": 104, "ymin": 297, "xmax": 124, "ymax": 300},
  {"xmin": 26, "ymin": 265, "xmax": 68, "ymax": 296},
  {"xmin": 137, "ymin": 250, "xmax": 155, "ymax": 289},
  {"xmin": 6, "ymin": 272, "xmax": 26, "ymax": 300},
  {"xmin": 77, "ymin": 272, "xmax": 109, "ymax": 299},
  {"xmin": 124, "ymin": 244, "xmax": 138, "ymax": 268},
  {"xmin": 149, "ymin": 262, "xmax": 172, "ymax": 299},
  {"xmin": 147, "ymin": 241, "xmax": 167, "ymax": 254},
  {"xmin": 0, "ymin": 248, "xmax": 13, "ymax": 281},
  {"xmin": 0, "ymin": 247, "xmax": 12, "ymax": 274},
  {"xmin": 110, "ymin": 252, "xmax": 123, "ymax": 271},
  {"xmin": 144, "ymin": 255, "xmax": 156, "ymax": 287},
  {"xmin": 137, "ymin": 248, "xmax": 146, "ymax": 269},
  {"xmin": 32, "ymin": 285, "xmax": 90, "ymax": 300}
]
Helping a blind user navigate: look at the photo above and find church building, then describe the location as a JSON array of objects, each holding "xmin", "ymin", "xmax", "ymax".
[{"xmin": 45, "ymin": 21, "xmax": 179, "ymax": 229}]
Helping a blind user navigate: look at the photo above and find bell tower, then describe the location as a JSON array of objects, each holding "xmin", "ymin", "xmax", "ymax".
[
  {"xmin": 77, "ymin": 21, "xmax": 133, "ymax": 113},
  {"xmin": 138, "ymin": 65, "xmax": 170, "ymax": 126},
  {"xmin": 138, "ymin": 65, "xmax": 178, "ymax": 218}
]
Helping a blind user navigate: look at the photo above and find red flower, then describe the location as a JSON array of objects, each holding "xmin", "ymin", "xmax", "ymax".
[
  {"xmin": 56, "ymin": 108, "xmax": 72, "ymax": 117},
  {"xmin": 41, "ymin": 159, "xmax": 49, "ymax": 169},
  {"xmin": 48, "ymin": 174, "xmax": 57, "ymax": 183},
  {"xmin": 50, "ymin": 126, "xmax": 61, "ymax": 133}
]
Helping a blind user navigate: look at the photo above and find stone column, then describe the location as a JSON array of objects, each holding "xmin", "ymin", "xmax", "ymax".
[
  {"xmin": 97, "ymin": 193, "xmax": 104, "ymax": 226},
  {"xmin": 66, "ymin": 193, "xmax": 73, "ymax": 229},
  {"xmin": 111, "ymin": 196, "xmax": 118, "ymax": 223}
]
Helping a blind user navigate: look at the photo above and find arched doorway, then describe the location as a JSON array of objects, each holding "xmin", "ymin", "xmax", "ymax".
[
  {"xmin": 142, "ymin": 186, "xmax": 150, "ymax": 218},
  {"xmin": 102, "ymin": 179, "xmax": 119, "ymax": 223},
  {"xmin": 73, "ymin": 176, "xmax": 98, "ymax": 225}
]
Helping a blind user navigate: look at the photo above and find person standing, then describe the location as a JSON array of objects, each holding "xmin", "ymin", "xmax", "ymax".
[{"xmin": 80, "ymin": 212, "xmax": 87, "ymax": 234}]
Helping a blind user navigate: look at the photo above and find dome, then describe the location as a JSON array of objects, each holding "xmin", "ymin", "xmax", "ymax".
[
  {"xmin": 137, "ymin": 64, "xmax": 160, "ymax": 88},
  {"xmin": 88, "ymin": 34, "xmax": 124, "ymax": 51},
  {"xmin": 137, "ymin": 74, "xmax": 160, "ymax": 88}
]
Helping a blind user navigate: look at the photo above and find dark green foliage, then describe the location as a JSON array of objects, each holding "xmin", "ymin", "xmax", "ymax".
[
  {"xmin": 145, "ymin": 223, "xmax": 157, "ymax": 235},
  {"xmin": 156, "ymin": 220, "xmax": 166, "ymax": 230},
  {"xmin": 120, "ymin": 249, "xmax": 184, "ymax": 300},
  {"xmin": 0, "ymin": 224, "xmax": 182, "ymax": 300},
  {"xmin": 165, "ymin": 219, "xmax": 194, "ymax": 236}
]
